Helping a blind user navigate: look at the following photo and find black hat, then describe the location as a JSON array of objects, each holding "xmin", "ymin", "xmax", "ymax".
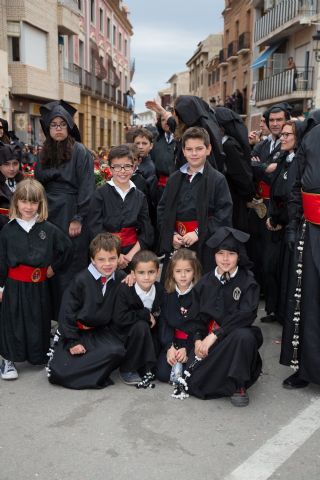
[
  {"xmin": 39, "ymin": 100, "xmax": 81, "ymax": 142},
  {"xmin": 0, "ymin": 141, "xmax": 21, "ymax": 165},
  {"xmin": 206, "ymin": 227, "xmax": 251, "ymax": 267}
]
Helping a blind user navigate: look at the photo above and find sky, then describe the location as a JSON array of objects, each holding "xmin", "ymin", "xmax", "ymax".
[{"xmin": 124, "ymin": 0, "xmax": 225, "ymax": 113}]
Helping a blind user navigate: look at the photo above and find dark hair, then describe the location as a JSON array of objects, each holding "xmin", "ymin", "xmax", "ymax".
[
  {"xmin": 108, "ymin": 144, "xmax": 134, "ymax": 165},
  {"xmin": 41, "ymin": 135, "xmax": 75, "ymax": 168},
  {"xmin": 165, "ymin": 249, "xmax": 202, "ymax": 293},
  {"xmin": 125, "ymin": 143, "xmax": 139, "ymax": 161},
  {"xmin": 89, "ymin": 233, "xmax": 121, "ymax": 258},
  {"xmin": 132, "ymin": 127, "xmax": 153, "ymax": 144},
  {"xmin": 131, "ymin": 250, "xmax": 159, "ymax": 271},
  {"xmin": 0, "ymin": 169, "xmax": 24, "ymax": 185},
  {"xmin": 181, "ymin": 126, "xmax": 210, "ymax": 148}
]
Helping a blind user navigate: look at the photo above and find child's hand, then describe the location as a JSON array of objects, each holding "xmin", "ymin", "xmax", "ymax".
[
  {"xmin": 121, "ymin": 271, "xmax": 135, "ymax": 286},
  {"xmin": 46, "ymin": 266, "xmax": 54, "ymax": 278},
  {"xmin": 173, "ymin": 233, "xmax": 184, "ymax": 249},
  {"xmin": 167, "ymin": 346, "xmax": 177, "ymax": 366},
  {"xmin": 69, "ymin": 344, "xmax": 86, "ymax": 355},
  {"xmin": 182, "ymin": 231, "xmax": 198, "ymax": 247},
  {"xmin": 69, "ymin": 220, "xmax": 82, "ymax": 237},
  {"xmin": 196, "ymin": 334, "xmax": 217, "ymax": 358},
  {"xmin": 176, "ymin": 347, "xmax": 187, "ymax": 363},
  {"xmin": 118, "ymin": 254, "xmax": 129, "ymax": 270},
  {"xmin": 149, "ymin": 313, "xmax": 156, "ymax": 328}
]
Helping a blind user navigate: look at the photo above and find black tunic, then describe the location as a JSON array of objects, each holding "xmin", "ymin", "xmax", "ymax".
[
  {"xmin": 157, "ymin": 162, "xmax": 232, "ymax": 271},
  {"xmin": 0, "ymin": 182, "xmax": 13, "ymax": 230},
  {"xmin": 110, "ymin": 282, "xmax": 164, "ymax": 372},
  {"xmin": 185, "ymin": 268, "xmax": 263, "ymax": 399},
  {"xmin": 48, "ymin": 269, "xmax": 126, "ymax": 389},
  {"xmin": 0, "ymin": 220, "xmax": 72, "ymax": 364},
  {"xmin": 88, "ymin": 182, "xmax": 154, "ymax": 253}
]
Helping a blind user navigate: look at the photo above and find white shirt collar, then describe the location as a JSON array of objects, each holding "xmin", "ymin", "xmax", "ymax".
[
  {"xmin": 214, "ymin": 266, "xmax": 238, "ymax": 282},
  {"xmin": 135, "ymin": 282, "xmax": 156, "ymax": 310},
  {"xmin": 222, "ymin": 135, "xmax": 229, "ymax": 144},
  {"xmin": 175, "ymin": 283, "xmax": 193, "ymax": 296},
  {"xmin": 88, "ymin": 263, "xmax": 115, "ymax": 295},
  {"xmin": 16, "ymin": 214, "xmax": 38, "ymax": 233},
  {"xmin": 286, "ymin": 152, "xmax": 295, "ymax": 163},
  {"xmin": 108, "ymin": 178, "xmax": 136, "ymax": 201},
  {"xmin": 180, "ymin": 163, "xmax": 204, "ymax": 181},
  {"xmin": 5, "ymin": 179, "xmax": 16, "ymax": 193}
]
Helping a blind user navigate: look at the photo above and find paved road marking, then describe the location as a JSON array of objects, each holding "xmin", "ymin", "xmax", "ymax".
[{"xmin": 224, "ymin": 397, "xmax": 320, "ymax": 480}]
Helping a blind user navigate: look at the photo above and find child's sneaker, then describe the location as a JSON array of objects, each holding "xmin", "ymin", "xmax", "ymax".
[
  {"xmin": 0, "ymin": 359, "xmax": 18, "ymax": 380},
  {"xmin": 119, "ymin": 371, "xmax": 141, "ymax": 385}
]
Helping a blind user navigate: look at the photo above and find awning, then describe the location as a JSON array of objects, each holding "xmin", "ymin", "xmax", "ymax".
[{"xmin": 251, "ymin": 44, "xmax": 281, "ymax": 70}]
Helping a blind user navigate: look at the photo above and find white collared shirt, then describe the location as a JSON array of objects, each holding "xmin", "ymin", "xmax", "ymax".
[
  {"xmin": 135, "ymin": 282, "xmax": 156, "ymax": 310},
  {"xmin": 269, "ymin": 137, "xmax": 281, "ymax": 153},
  {"xmin": 222, "ymin": 135, "xmax": 229, "ymax": 145},
  {"xmin": 5, "ymin": 179, "xmax": 16, "ymax": 193},
  {"xmin": 16, "ymin": 214, "xmax": 38, "ymax": 233},
  {"xmin": 88, "ymin": 262, "xmax": 115, "ymax": 296},
  {"xmin": 180, "ymin": 163, "xmax": 204, "ymax": 182},
  {"xmin": 175, "ymin": 283, "xmax": 193, "ymax": 297},
  {"xmin": 214, "ymin": 266, "xmax": 238, "ymax": 283},
  {"xmin": 108, "ymin": 178, "xmax": 136, "ymax": 201},
  {"xmin": 286, "ymin": 152, "xmax": 295, "ymax": 163}
]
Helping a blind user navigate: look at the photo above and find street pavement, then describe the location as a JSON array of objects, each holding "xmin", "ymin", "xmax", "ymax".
[{"xmin": 1, "ymin": 305, "xmax": 320, "ymax": 480}]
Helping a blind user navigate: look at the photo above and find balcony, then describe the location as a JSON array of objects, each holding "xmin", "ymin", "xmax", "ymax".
[
  {"xmin": 255, "ymin": 67, "xmax": 314, "ymax": 104},
  {"xmin": 57, "ymin": 0, "xmax": 80, "ymax": 35},
  {"xmin": 238, "ymin": 32, "xmax": 250, "ymax": 54},
  {"xmin": 254, "ymin": 0, "xmax": 319, "ymax": 45},
  {"xmin": 59, "ymin": 63, "xmax": 80, "ymax": 103},
  {"xmin": 227, "ymin": 41, "xmax": 238, "ymax": 61},
  {"xmin": 218, "ymin": 48, "xmax": 228, "ymax": 67}
]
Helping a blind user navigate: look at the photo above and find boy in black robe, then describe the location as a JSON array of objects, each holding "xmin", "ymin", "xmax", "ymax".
[
  {"xmin": 0, "ymin": 142, "xmax": 24, "ymax": 230},
  {"xmin": 177, "ymin": 227, "xmax": 263, "ymax": 406},
  {"xmin": 47, "ymin": 233, "xmax": 126, "ymax": 389},
  {"xmin": 158, "ymin": 126, "xmax": 232, "ymax": 273},
  {"xmin": 110, "ymin": 250, "xmax": 163, "ymax": 385}
]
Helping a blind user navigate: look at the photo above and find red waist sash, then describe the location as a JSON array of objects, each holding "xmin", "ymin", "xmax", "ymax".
[
  {"xmin": 208, "ymin": 319, "xmax": 220, "ymax": 334},
  {"xmin": 0, "ymin": 207, "xmax": 9, "ymax": 216},
  {"xmin": 257, "ymin": 181, "xmax": 270, "ymax": 200},
  {"xmin": 302, "ymin": 190, "xmax": 320, "ymax": 225},
  {"xmin": 76, "ymin": 320, "xmax": 95, "ymax": 331},
  {"xmin": 175, "ymin": 220, "xmax": 199, "ymax": 236},
  {"xmin": 158, "ymin": 175, "xmax": 169, "ymax": 187},
  {"xmin": 174, "ymin": 329, "xmax": 189, "ymax": 340},
  {"xmin": 8, "ymin": 265, "xmax": 47, "ymax": 283},
  {"xmin": 114, "ymin": 227, "xmax": 138, "ymax": 247}
]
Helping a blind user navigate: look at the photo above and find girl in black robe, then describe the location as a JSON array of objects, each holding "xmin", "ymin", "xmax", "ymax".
[
  {"xmin": 177, "ymin": 227, "xmax": 263, "ymax": 406},
  {"xmin": 0, "ymin": 179, "xmax": 72, "ymax": 379},
  {"xmin": 34, "ymin": 100, "xmax": 95, "ymax": 312},
  {"xmin": 156, "ymin": 249, "xmax": 202, "ymax": 383},
  {"xmin": 0, "ymin": 142, "xmax": 24, "ymax": 230}
]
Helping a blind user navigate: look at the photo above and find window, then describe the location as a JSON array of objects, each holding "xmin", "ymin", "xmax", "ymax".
[
  {"xmin": 78, "ymin": 0, "xmax": 82, "ymax": 10},
  {"xmin": 8, "ymin": 36, "xmax": 20, "ymax": 61},
  {"xmin": 79, "ymin": 39, "xmax": 84, "ymax": 68},
  {"xmin": 124, "ymin": 38, "xmax": 128, "ymax": 56},
  {"xmin": 107, "ymin": 18, "xmax": 111, "ymax": 40},
  {"xmin": 124, "ymin": 75, "xmax": 128, "ymax": 91},
  {"xmin": 90, "ymin": 0, "xmax": 95, "ymax": 23},
  {"xmin": 99, "ymin": 8, "xmax": 104, "ymax": 32},
  {"xmin": 22, "ymin": 23, "xmax": 47, "ymax": 69},
  {"xmin": 113, "ymin": 25, "xmax": 116, "ymax": 46},
  {"xmin": 118, "ymin": 32, "xmax": 122, "ymax": 52}
]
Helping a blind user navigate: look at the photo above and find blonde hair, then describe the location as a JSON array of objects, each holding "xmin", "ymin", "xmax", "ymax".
[
  {"xmin": 9, "ymin": 178, "xmax": 48, "ymax": 222},
  {"xmin": 165, "ymin": 249, "xmax": 202, "ymax": 293}
]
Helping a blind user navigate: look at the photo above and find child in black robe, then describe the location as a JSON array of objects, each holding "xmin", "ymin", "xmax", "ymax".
[
  {"xmin": 111, "ymin": 250, "xmax": 163, "ymax": 386},
  {"xmin": 176, "ymin": 227, "xmax": 263, "ymax": 406},
  {"xmin": 0, "ymin": 179, "xmax": 72, "ymax": 380},
  {"xmin": 88, "ymin": 144, "xmax": 154, "ymax": 271},
  {"xmin": 0, "ymin": 142, "xmax": 24, "ymax": 230},
  {"xmin": 156, "ymin": 249, "xmax": 202, "ymax": 383},
  {"xmin": 47, "ymin": 233, "xmax": 126, "ymax": 389}
]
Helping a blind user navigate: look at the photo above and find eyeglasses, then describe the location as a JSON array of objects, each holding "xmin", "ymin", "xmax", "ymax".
[
  {"xmin": 280, "ymin": 132, "xmax": 294, "ymax": 139},
  {"xmin": 110, "ymin": 164, "xmax": 134, "ymax": 172},
  {"xmin": 49, "ymin": 121, "xmax": 67, "ymax": 129}
]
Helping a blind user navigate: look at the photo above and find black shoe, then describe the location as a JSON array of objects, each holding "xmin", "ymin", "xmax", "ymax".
[
  {"xmin": 261, "ymin": 314, "xmax": 277, "ymax": 323},
  {"xmin": 230, "ymin": 387, "xmax": 249, "ymax": 407},
  {"xmin": 282, "ymin": 372, "xmax": 309, "ymax": 389}
]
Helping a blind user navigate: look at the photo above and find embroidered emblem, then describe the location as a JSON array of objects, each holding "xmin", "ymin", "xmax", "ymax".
[
  {"xmin": 176, "ymin": 222, "xmax": 187, "ymax": 236},
  {"xmin": 283, "ymin": 171, "xmax": 288, "ymax": 180},
  {"xmin": 31, "ymin": 268, "xmax": 42, "ymax": 283},
  {"xmin": 233, "ymin": 287, "xmax": 241, "ymax": 301},
  {"xmin": 39, "ymin": 230, "xmax": 46, "ymax": 240}
]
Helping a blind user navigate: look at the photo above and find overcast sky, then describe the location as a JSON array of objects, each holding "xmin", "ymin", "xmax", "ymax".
[{"xmin": 124, "ymin": 0, "xmax": 225, "ymax": 112}]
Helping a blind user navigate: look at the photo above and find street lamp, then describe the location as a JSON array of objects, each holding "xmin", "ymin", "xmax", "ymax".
[{"xmin": 312, "ymin": 31, "xmax": 320, "ymax": 62}]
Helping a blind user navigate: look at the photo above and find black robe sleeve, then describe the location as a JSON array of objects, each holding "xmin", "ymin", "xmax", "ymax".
[
  {"xmin": 71, "ymin": 145, "xmax": 95, "ymax": 224},
  {"xmin": 112, "ymin": 284, "xmax": 151, "ymax": 333},
  {"xmin": 50, "ymin": 224, "xmax": 73, "ymax": 273},
  {"xmin": 58, "ymin": 279, "xmax": 84, "ymax": 346},
  {"xmin": 136, "ymin": 196, "xmax": 154, "ymax": 249}
]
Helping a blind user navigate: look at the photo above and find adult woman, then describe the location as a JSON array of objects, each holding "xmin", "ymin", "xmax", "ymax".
[
  {"xmin": 0, "ymin": 118, "xmax": 11, "ymax": 144},
  {"xmin": 35, "ymin": 100, "xmax": 95, "ymax": 311}
]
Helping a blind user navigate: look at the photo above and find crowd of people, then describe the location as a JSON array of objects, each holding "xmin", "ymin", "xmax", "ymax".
[{"xmin": 0, "ymin": 94, "xmax": 318, "ymax": 407}]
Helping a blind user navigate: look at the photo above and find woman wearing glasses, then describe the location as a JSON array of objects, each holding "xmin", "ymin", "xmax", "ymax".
[
  {"xmin": 35, "ymin": 100, "xmax": 95, "ymax": 313},
  {"xmin": 88, "ymin": 144, "xmax": 154, "ymax": 271}
]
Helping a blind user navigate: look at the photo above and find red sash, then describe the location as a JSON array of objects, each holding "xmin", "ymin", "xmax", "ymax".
[
  {"xmin": 157, "ymin": 175, "xmax": 169, "ymax": 187},
  {"xmin": 302, "ymin": 190, "xmax": 320, "ymax": 225},
  {"xmin": 174, "ymin": 329, "xmax": 189, "ymax": 340},
  {"xmin": 0, "ymin": 208, "xmax": 9, "ymax": 216},
  {"xmin": 208, "ymin": 319, "xmax": 220, "ymax": 334},
  {"xmin": 114, "ymin": 227, "xmax": 138, "ymax": 247},
  {"xmin": 257, "ymin": 181, "xmax": 270, "ymax": 200},
  {"xmin": 8, "ymin": 265, "xmax": 47, "ymax": 283},
  {"xmin": 76, "ymin": 320, "xmax": 95, "ymax": 331},
  {"xmin": 175, "ymin": 220, "xmax": 199, "ymax": 236}
]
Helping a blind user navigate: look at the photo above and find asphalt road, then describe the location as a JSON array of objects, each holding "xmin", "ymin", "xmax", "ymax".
[{"xmin": 1, "ymin": 306, "xmax": 320, "ymax": 480}]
